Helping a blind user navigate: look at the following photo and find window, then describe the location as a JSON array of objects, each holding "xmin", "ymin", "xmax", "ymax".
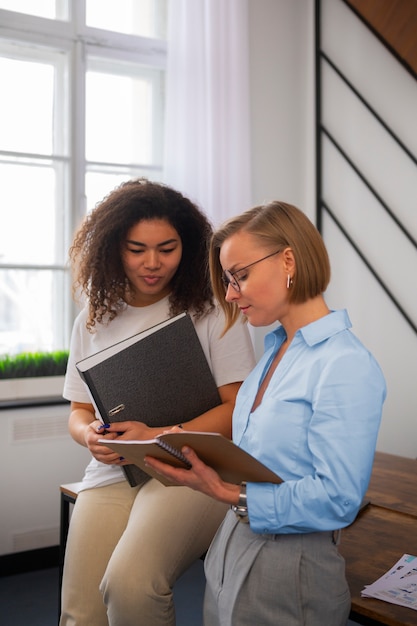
[{"xmin": 0, "ymin": 1, "xmax": 167, "ymax": 356}]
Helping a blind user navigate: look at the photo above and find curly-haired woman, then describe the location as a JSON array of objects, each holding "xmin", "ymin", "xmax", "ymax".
[{"xmin": 60, "ymin": 178, "xmax": 255, "ymax": 626}]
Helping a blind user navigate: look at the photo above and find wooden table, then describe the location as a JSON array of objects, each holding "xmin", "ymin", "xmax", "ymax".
[
  {"xmin": 366, "ymin": 452, "xmax": 417, "ymax": 518},
  {"xmin": 339, "ymin": 452, "xmax": 417, "ymax": 626}
]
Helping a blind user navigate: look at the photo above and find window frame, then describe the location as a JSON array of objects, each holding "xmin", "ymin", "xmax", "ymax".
[{"xmin": 0, "ymin": 3, "xmax": 167, "ymax": 364}]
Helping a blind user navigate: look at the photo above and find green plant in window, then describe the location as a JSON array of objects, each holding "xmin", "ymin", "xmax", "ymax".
[{"xmin": 0, "ymin": 351, "xmax": 69, "ymax": 379}]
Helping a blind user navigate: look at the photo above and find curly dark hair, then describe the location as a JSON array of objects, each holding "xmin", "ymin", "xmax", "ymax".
[{"xmin": 69, "ymin": 178, "xmax": 214, "ymax": 330}]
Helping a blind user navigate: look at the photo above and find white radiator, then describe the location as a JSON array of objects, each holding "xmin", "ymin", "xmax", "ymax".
[{"xmin": 0, "ymin": 403, "xmax": 90, "ymax": 555}]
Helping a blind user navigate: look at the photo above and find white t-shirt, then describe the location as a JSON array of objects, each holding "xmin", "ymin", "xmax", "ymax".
[{"xmin": 63, "ymin": 296, "xmax": 256, "ymax": 490}]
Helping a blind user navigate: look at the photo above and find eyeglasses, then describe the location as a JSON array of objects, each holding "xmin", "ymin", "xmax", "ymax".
[{"xmin": 222, "ymin": 250, "xmax": 281, "ymax": 292}]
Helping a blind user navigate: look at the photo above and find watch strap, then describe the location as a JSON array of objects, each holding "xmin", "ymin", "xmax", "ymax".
[{"xmin": 232, "ymin": 482, "xmax": 248, "ymax": 521}]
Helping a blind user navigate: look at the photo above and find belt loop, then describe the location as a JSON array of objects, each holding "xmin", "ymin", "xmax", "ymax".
[{"xmin": 332, "ymin": 529, "xmax": 341, "ymax": 545}]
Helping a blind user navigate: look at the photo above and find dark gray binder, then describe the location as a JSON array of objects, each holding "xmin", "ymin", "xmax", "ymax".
[{"xmin": 76, "ymin": 312, "xmax": 221, "ymax": 486}]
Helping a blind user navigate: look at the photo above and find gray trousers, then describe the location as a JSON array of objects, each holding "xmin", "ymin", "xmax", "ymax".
[{"xmin": 204, "ymin": 510, "xmax": 351, "ymax": 626}]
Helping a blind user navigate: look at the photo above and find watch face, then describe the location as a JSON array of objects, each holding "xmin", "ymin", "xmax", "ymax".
[{"xmin": 232, "ymin": 504, "xmax": 249, "ymax": 521}]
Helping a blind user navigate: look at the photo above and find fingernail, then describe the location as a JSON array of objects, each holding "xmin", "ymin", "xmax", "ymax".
[
  {"xmin": 119, "ymin": 457, "xmax": 125, "ymax": 461},
  {"xmin": 97, "ymin": 424, "xmax": 110, "ymax": 431}
]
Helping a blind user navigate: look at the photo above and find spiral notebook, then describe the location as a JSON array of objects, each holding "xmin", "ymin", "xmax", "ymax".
[{"xmin": 99, "ymin": 431, "xmax": 283, "ymax": 487}]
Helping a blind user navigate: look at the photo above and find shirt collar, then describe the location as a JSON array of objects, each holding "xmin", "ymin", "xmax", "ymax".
[{"xmin": 265, "ymin": 309, "xmax": 352, "ymax": 350}]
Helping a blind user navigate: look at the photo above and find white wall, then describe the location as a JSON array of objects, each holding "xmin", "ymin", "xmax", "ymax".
[
  {"xmin": 249, "ymin": 0, "xmax": 315, "ymax": 217},
  {"xmin": 248, "ymin": 0, "xmax": 316, "ymax": 358},
  {"xmin": 0, "ymin": 403, "xmax": 90, "ymax": 555},
  {"xmin": 320, "ymin": 0, "xmax": 417, "ymax": 459}
]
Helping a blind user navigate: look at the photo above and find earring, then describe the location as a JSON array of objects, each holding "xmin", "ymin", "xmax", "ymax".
[{"xmin": 286, "ymin": 274, "xmax": 293, "ymax": 289}]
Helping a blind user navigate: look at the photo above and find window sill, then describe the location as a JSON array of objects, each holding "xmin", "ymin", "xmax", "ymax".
[{"xmin": 0, "ymin": 376, "xmax": 65, "ymax": 408}]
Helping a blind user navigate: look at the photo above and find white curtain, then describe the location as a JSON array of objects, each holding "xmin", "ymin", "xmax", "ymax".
[{"xmin": 163, "ymin": 0, "xmax": 251, "ymax": 226}]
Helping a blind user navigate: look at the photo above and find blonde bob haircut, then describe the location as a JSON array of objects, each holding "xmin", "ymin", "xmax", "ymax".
[{"xmin": 209, "ymin": 201, "xmax": 331, "ymax": 332}]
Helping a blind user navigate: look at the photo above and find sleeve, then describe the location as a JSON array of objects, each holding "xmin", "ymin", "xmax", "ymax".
[
  {"xmin": 62, "ymin": 310, "xmax": 93, "ymax": 404},
  {"xmin": 195, "ymin": 306, "xmax": 256, "ymax": 388},
  {"xmin": 248, "ymin": 347, "xmax": 386, "ymax": 534}
]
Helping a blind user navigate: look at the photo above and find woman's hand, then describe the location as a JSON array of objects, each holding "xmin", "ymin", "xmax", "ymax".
[
  {"xmin": 87, "ymin": 420, "xmax": 161, "ymax": 465},
  {"xmin": 144, "ymin": 446, "xmax": 241, "ymax": 505},
  {"xmin": 99, "ymin": 420, "xmax": 158, "ymax": 441},
  {"xmin": 81, "ymin": 420, "xmax": 126, "ymax": 465},
  {"xmin": 68, "ymin": 402, "xmax": 126, "ymax": 465}
]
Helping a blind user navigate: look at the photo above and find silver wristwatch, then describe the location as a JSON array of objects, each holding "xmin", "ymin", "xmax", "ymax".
[{"xmin": 231, "ymin": 482, "xmax": 248, "ymax": 521}]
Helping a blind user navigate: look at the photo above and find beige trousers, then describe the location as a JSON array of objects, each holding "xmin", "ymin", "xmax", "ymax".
[{"xmin": 59, "ymin": 479, "xmax": 227, "ymax": 626}]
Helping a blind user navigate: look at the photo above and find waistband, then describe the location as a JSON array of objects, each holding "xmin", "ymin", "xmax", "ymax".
[{"xmin": 232, "ymin": 512, "xmax": 341, "ymax": 545}]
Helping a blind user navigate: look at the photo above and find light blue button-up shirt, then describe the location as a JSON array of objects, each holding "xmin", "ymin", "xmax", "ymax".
[{"xmin": 233, "ymin": 309, "xmax": 386, "ymax": 534}]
